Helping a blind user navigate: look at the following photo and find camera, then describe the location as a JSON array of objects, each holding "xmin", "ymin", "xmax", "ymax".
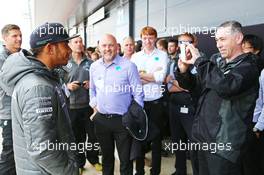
[
  {"xmin": 75, "ymin": 82, "xmax": 84, "ymax": 86},
  {"xmin": 178, "ymin": 41, "xmax": 192, "ymax": 61}
]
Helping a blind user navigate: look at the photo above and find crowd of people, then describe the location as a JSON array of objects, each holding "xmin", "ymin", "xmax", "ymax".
[{"xmin": 0, "ymin": 20, "xmax": 263, "ymax": 175}]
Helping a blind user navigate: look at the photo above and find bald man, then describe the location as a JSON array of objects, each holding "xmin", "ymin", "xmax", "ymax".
[{"xmin": 89, "ymin": 34, "xmax": 144, "ymax": 175}]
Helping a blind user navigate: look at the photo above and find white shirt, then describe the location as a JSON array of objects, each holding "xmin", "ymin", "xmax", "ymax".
[{"xmin": 131, "ymin": 48, "xmax": 168, "ymax": 101}]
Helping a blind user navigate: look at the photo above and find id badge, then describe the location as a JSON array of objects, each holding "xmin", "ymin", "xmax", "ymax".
[{"xmin": 180, "ymin": 106, "xmax": 189, "ymax": 114}]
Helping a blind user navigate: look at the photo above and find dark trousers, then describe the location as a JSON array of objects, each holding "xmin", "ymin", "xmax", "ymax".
[
  {"xmin": 70, "ymin": 107, "xmax": 99, "ymax": 168},
  {"xmin": 136, "ymin": 101, "xmax": 163, "ymax": 175},
  {"xmin": 0, "ymin": 119, "xmax": 16, "ymax": 175},
  {"xmin": 198, "ymin": 151, "xmax": 241, "ymax": 175},
  {"xmin": 169, "ymin": 103, "xmax": 199, "ymax": 175},
  {"xmin": 241, "ymin": 125, "xmax": 264, "ymax": 175},
  {"xmin": 93, "ymin": 113, "xmax": 133, "ymax": 175},
  {"xmin": 135, "ymin": 135, "xmax": 162, "ymax": 175}
]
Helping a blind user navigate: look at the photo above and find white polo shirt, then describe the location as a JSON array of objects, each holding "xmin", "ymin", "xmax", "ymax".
[{"xmin": 131, "ymin": 48, "xmax": 168, "ymax": 101}]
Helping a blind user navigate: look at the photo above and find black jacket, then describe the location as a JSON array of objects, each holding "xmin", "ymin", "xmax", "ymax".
[
  {"xmin": 122, "ymin": 100, "xmax": 149, "ymax": 160},
  {"xmin": 122, "ymin": 100, "xmax": 148, "ymax": 141},
  {"xmin": 175, "ymin": 53, "xmax": 259, "ymax": 163}
]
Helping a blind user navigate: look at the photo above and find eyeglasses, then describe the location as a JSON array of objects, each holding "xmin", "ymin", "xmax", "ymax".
[{"xmin": 178, "ymin": 41, "xmax": 193, "ymax": 45}]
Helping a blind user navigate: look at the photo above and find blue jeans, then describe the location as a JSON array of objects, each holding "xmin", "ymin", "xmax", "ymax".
[{"xmin": 0, "ymin": 119, "xmax": 16, "ymax": 175}]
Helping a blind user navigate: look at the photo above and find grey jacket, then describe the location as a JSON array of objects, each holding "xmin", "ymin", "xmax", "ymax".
[
  {"xmin": 63, "ymin": 56, "xmax": 93, "ymax": 109},
  {"xmin": 0, "ymin": 50, "xmax": 79, "ymax": 175},
  {"xmin": 0, "ymin": 47, "xmax": 12, "ymax": 119}
]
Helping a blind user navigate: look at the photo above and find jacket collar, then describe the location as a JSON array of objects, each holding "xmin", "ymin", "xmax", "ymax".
[
  {"xmin": 219, "ymin": 53, "xmax": 251, "ymax": 73},
  {"xmin": 2, "ymin": 46, "xmax": 21, "ymax": 56},
  {"xmin": 69, "ymin": 54, "xmax": 88, "ymax": 65}
]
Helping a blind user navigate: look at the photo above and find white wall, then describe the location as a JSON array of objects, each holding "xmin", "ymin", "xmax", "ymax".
[
  {"xmin": 134, "ymin": 0, "xmax": 264, "ymax": 39},
  {"xmin": 75, "ymin": 0, "xmax": 264, "ymax": 46}
]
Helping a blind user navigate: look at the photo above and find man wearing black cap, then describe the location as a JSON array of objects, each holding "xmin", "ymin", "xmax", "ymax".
[{"xmin": 0, "ymin": 23, "xmax": 79, "ymax": 175}]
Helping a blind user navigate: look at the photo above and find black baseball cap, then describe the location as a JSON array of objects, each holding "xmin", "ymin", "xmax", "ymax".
[{"xmin": 30, "ymin": 22, "xmax": 79, "ymax": 49}]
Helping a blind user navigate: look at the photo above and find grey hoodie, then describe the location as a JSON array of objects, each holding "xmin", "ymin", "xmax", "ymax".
[
  {"xmin": 0, "ymin": 50, "xmax": 79, "ymax": 175},
  {"xmin": 0, "ymin": 47, "xmax": 12, "ymax": 119}
]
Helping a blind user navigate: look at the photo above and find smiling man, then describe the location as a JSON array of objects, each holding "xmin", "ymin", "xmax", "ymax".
[
  {"xmin": 89, "ymin": 34, "xmax": 144, "ymax": 175},
  {"xmin": 0, "ymin": 24, "xmax": 22, "ymax": 175},
  {"xmin": 131, "ymin": 26, "xmax": 168, "ymax": 175},
  {"xmin": 175, "ymin": 21, "xmax": 259, "ymax": 175}
]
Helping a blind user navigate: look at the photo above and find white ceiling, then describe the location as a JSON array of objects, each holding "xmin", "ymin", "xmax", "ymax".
[
  {"xmin": 30, "ymin": 0, "xmax": 264, "ymax": 31},
  {"xmin": 31, "ymin": 0, "xmax": 81, "ymax": 28}
]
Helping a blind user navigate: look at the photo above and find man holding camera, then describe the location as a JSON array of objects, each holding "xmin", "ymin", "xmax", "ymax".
[
  {"xmin": 65, "ymin": 36, "xmax": 102, "ymax": 172},
  {"xmin": 175, "ymin": 21, "xmax": 259, "ymax": 175}
]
